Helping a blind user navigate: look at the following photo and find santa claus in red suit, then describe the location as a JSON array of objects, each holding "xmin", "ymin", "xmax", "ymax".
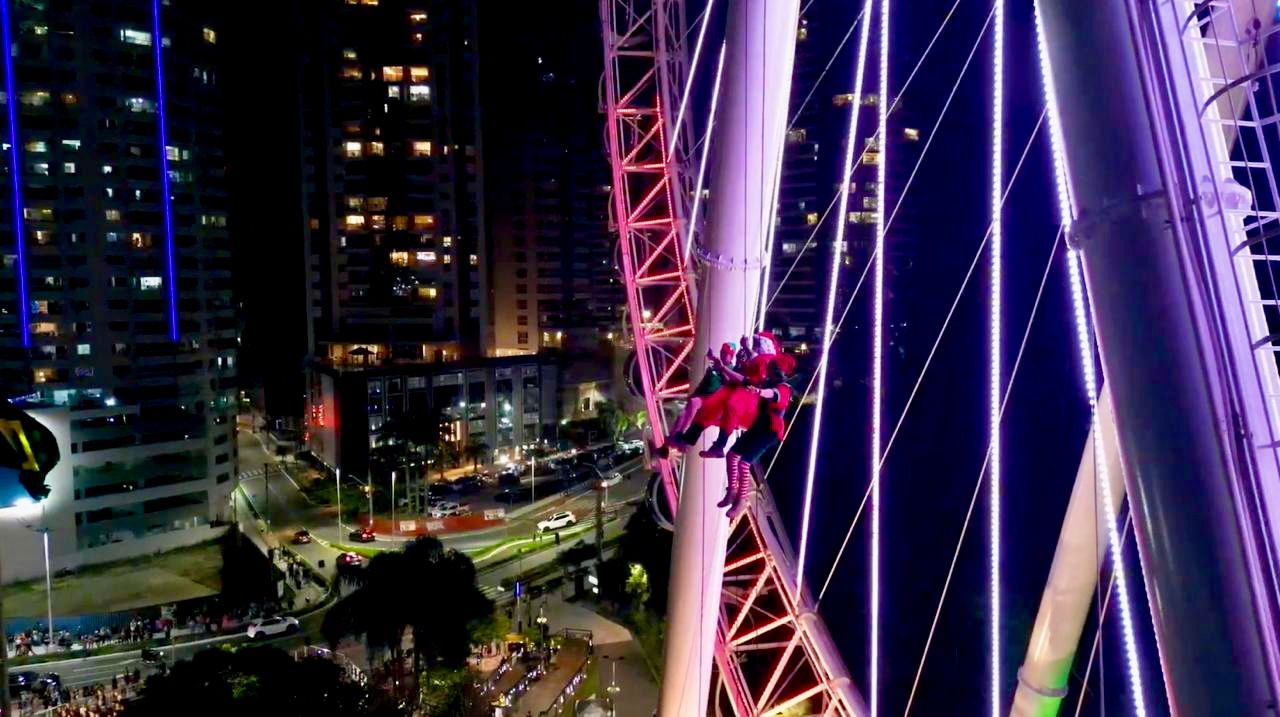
[{"xmin": 663, "ymin": 331, "xmax": 797, "ymax": 517}]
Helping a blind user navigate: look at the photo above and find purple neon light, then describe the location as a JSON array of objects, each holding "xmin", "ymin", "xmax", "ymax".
[
  {"xmin": 151, "ymin": 0, "xmax": 179, "ymax": 341},
  {"xmin": 1, "ymin": 0, "xmax": 29, "ymax": 348}
]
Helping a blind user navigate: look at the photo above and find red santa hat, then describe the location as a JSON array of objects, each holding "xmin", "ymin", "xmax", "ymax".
[{"xmin": 753, "ymin": 331, "xmax": 781, "ymax": 356}]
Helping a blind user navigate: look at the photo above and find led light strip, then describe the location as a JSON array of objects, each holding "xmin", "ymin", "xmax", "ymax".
[
  {"xmin": 151, "ymin": 0, "xmax": 179, "ymax": 341},
  {"xmin": 1034, "ymin": 4, "xmax": 1150, "ymax": 715},
  {"xmin": 871, "ymin": 0, "xmax": 889, "ymax": 713},
  {"xmin": 795, "ymin": 0, "xmax": 876, "ymax": 602},
  {"xmin": 672, "ymin": 0, "xmax": 717, "ymax": 142},
  {"xmin": 989, "ymin": 0, "xmax": 1005, "ymax": 712},
  {"xmin": 1, "ymin": 0, "xmax": 28, "ymax": 348},
  {"xmin": 682, "ymin": 43, "xmax": 727, "ymax": 262}
]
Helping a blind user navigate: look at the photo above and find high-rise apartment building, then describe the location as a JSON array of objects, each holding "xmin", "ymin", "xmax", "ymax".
[
  {"xmin": 301, "ymin": 1, "xmax": 564, "ymax": 475},
  {"xmin": 0, "ymin": 0, "xmax": 236, "ymax": 581},
  {"xmin": 304, "ymin": 0, "xmax": 487, "ymax": 364},
  {"xmin": 482, "ymin": 1, "xmax": 620, "ymax": 356}
]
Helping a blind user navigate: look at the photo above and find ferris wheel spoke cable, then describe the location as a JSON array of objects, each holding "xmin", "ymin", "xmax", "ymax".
[
  {"xmin": 759, "ymin": 2, "xmax": 996, "ymax": 486},
  {"xmin": 899, "ymin": 223, "xmax": 1061, "ymax": 717},
  {"xmin": 762, "ymin": 0, "xmax": 969, "ymax": 314},
  {"xmin": 1072, "ymin": 514, "xmax": 1134, "ymax": 717},
  {"xmin": 813, "ymin": 105, "xmax": 1047, "ymax": 608}
]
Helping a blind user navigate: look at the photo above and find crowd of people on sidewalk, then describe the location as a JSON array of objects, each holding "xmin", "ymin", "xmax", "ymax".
[{"xmin": 12, "ymin": 671, "xmax": 140, "ymax": 717}]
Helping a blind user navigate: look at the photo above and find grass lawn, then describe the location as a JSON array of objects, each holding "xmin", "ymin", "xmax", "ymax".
[{"xmin": 2, "ymin": 540, "xmax": 223, "ymax": 618}]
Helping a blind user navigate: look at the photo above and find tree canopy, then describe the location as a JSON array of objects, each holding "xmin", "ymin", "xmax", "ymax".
[{"xmin": 123, "ymin": 645, "xmax": 402, "ymax": 717}]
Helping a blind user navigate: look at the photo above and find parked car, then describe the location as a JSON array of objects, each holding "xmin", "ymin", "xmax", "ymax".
[
  {"xmin": 455, "ymin": 475, "xmax": 486, "ymax": 494},
  {"xmin": 246, "ymin": 616, "xmax": 299, "ymax": 640},
  {"xmin": 599, "ymin": 472, "xmax": 623, "ymax": 488},
  {"xmin": 349, "ymin": 526, "xmax": 376, "ymax": 543},
  {"xmin": 429, "ymin": 501, "xmax": 470, "ymax": 517},
  {"xmin": 537, "ymin": 511, "xmax": 577, "ymax": 533},
  {"xmin": 336, "ymin": 551, "xmax": 363, "ymax": 568},
  {"xmin": 291, "ymin": 529, "xmax": 312, "ymax": 545}
]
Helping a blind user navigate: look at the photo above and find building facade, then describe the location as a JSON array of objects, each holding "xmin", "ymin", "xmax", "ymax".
[
  {"xmin": 0, "ymin": 0, "xmax": 236, "ymax": 579},
  {"xmin": 482, "ymin": 1, "xmax": 620, "ymax": 357},
  {"xmin": 303, "ymin": 0, "xmax": 488, "ymax": 361},
  {"xmin": 307, "ymin": 353, "xmax": 558, "ymax": 480}
]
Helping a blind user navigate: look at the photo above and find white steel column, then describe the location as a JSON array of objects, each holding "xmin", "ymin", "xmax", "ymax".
[
  {"xmin": 659, "ymin": 0, "xmax": 801, "ymax": 713},
  {"xmin": 1010, "ymin": 389, "xmax": 1125, "ymax": 717}
]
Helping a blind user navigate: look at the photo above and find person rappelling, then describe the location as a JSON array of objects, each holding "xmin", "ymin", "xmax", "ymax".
[{"xmin": 657, "ymin": 331, "xmax": 797, "ymax": 518}]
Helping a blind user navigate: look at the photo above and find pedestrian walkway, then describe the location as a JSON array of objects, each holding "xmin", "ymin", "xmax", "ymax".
[
  {"xmin": 514, "ymin": 596, "xmax": 658, "ymax": 717},
  {"xmin": 516, "ymin": 638, "xmax": 589, "ymax": 715}
]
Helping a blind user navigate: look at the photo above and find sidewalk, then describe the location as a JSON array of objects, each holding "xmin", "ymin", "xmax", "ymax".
[{"xmin": 519, "ymin": 596, "xmax": 658, "ymax": 717}]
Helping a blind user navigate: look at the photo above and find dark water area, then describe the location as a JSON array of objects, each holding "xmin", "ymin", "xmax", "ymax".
[{"xmin": 763, "ymin": 1, "xmax": 1171, "ymax": 714}]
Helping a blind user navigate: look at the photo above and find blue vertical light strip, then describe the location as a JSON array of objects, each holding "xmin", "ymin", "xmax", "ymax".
[
  {"xmin": 151, "ymin": 0, "xmax": 178, "ymax": 341},
  {"xmin": 1, "ymin": 0, "xmax": 29, "ymax": 348}
]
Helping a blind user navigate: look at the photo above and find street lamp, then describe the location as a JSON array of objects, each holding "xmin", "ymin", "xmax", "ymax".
[
  {"xmin": 335, "ymin": 467, "xmax": 342, "ymax": 544},
  {"xmin": 536, "ymin": 605, "xmax": 549, "ymax": 668},
  {"xmin": 390, "ymin": 470, "xmax": 397, "ymax": 536}
]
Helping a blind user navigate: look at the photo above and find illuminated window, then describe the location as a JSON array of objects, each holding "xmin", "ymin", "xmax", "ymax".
[
  {"xmin": 392, "ymin": 216, "xmax": 408, "ymax": 231},
  {"xmin": 341, "ymin": 65, "xmax": 361, "ymax": 80},
  {"xmin": 833, "ymin": 93, "xmax": 855, "ymax": 107},
  {"xmin": 411, "ymin": 32, "xmax": 424, "ymax": 45},
  {"xmin": 863, "ymin": 196, "xmax": 879, "ymax": 210},
  {"xmin": 367, "ymin": 141, "xmax": 384, "ymax": 156},
  {"xmin": 366, "ymin": 197, "xmax": 388, "ymax": 211},
  {"xmin": 30, "ymin": 163, "xmax": 48, "ymax": 176},
  {"xmin": 31, "ymin": 230, "xmax": 50, "ymax": 244},
  {"xmin": 20, "ymin": 90, "xmax": 50, "ymax": 107},
  {"xmin": 786, "ymin": 128, "xmax": 807, "ymax": 144},
  {"xmin": 361, "ymin": 0, "xmax": 378, "ymax": 5},
  {"xmin": 469, "ymin": 254, "xmax": 478, "ymax": 266},
  {"xmin": 442, "ymin": 253, "xmax": 452, "ymax": 264},
  {"xmin": 409, "ymin": 10, "xmax": 427, "ymax": 23},
  {"xmin": 24, "ymin": 140, "xmax": 46, "ymax": 153},
  {"xmin": 344, "ymin": 141, "xmax": 362, "ymax": 158},
  {"xmin": 412, "ymin": 214, "xmax": 436, "ymax": 229},
  {"xmin": 101, "ymin": 164, "xmax": 113, "ymax": 175},
  {"xmin": 862, "ymin": 94, "xmax": 879, "ymax": 106},
  {"xmin": 61, "ymin": 92, "xmax": 77, "ymax": 105},
  {"xmin": 387, "ymin": 85, "xmax": 401, "ymax": 100},
  {"xmin": 130, "ymin": 232, "xmax": 152, "ymax": 248},
  {"xmin": 409, "ymin": 66, "xmax": 430, "ymax": 82},
  {"xmin": 797, "ymin": 24, "xmax": 808, "ymax": 41},
  {"xmin": 62, "ymin": 162, "xmax": 76, "ymax": 174},
  {"xmin": 24, "ymin": 207, "xmax": 53, "ymax": 221},
  {"xmin": 342, "ymin": 48, "xmax": 357, "ymax": 60},
  {"xmin": 408, "ymin": 85, "xmax": 431, "ymax": 104},
  {"xmin": 864, "ymin": 151, "xmax": 880, "ymax": 165},
  {"xmin": 411, "ymin": 141, "xmax": 432, "ymax": 157},
  {"xmin": 903, "ymin": 127, "xmax": 920, "ymax": 142},
  {"xmin": 517, "ymin": 331, "xmax": 528, "ymax": 345},
  {"xmin": 805, "ymin": 211, "xmax": 819, "ymax": 226},
  {"xmin": 416, "ymin": 251, "xmax": 436, "ymax": 263},
  {"xmin": 346, "ymin": 196, "xmax": 364, "ymax": 210},
  {"xmin": 120, "ymin": 28, "xmax": 151, "ymax": 46},
  {"xmin": 202, "ymin": 27, "xmax": 217, "ymax": 44},
  {"xmin": 140, "ymin": 276, "xmax": 163, "ymax": 290},
  {"xmin": 382, "ymin": 66, "xmax": 404, "ymax": 82},
  {"xmin": 30, "ymin": 323, "xmax": 57, "ymax": 336},
  {"xmin": 370, "ymin": 214, "xmax": 386, "ymax": 230},
  {"xmin": 77, "ymin": 344, "xmax": 90, "ymax": 356},
  {"xmin": 847, "ymin": 211, "xmax": 877, "ymax": 224},
  {"xmin": 418, "ymin": 286, "xmax": 438, "ymax": 299},
  {"xmin": 345, "ymin": 214, "xmax": 365, "ymax": 229},
  {"xmin": 389, "ymin": 251, "xmax": 410, "ymax": 267},
  {"xmin": 441, "ymin": 236, "xmax": 453, "ymax": 248},
  {"xmin": 125, "ymin": 97, "xmax": 156, "ymax": 113},
  {"xmin": 165, "ymin": 146, "xmax": 180, "ymax": 161},
  {"xmin": 104, "ymin": 209, "xmax": 121, "ymax": 222},
  {"xmin": 60, "ymin": 139, "xmax": 80, "ymax": 151}
]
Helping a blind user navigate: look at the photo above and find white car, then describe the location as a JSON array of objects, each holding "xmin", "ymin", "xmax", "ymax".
[
  {"xmin": 429, "ymin": 501, "xmax": 470, "ymax": 518},
  {"xmin": 599, "ymin": 472, "xmax": 623, "ymax": 488},
  {"xmin": 246, "ymin": 616, "xmax": 299, "ymax": 640},
  {"xmin": 537, "ymin": 511, "xmax": 577, "ymax": 533}
]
